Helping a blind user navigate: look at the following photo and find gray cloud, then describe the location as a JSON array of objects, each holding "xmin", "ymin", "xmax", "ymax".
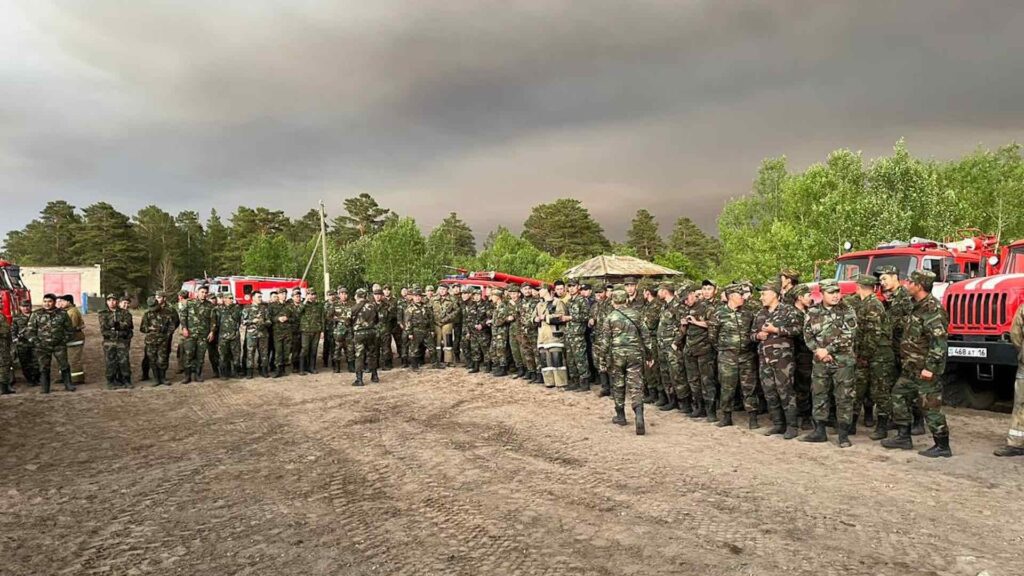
[{"xmin": 2, "ymin": 1, "xmax": 1023, "ymax": 244}]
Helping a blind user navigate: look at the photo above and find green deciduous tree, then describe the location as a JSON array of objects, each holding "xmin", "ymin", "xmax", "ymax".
[
  {"xmin": 364, "ymin": 218, "xmax": 435, "ymax": 287},
  {"xmin": 522, "ymin": 198, "xmax": 610, "ymax": 259},
  {"xmin": 242, "ymin": 235, "xmax": 300, "ymax": 278},
  {"xmin": 626, "ymin": 209, "xmax": 665, "ymax": 260},
  {"xmin": 473, "ymin": 227, "xmax": 572, "ymax": 282}
]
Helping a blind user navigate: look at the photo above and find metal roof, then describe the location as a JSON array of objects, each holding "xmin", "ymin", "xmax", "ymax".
[{"xmin": 563, "ymin": 255, "xmax": 682, "ymax": 278}]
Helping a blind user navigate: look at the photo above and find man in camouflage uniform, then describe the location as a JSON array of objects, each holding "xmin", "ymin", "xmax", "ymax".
[
  {"xmin": 655, "ymin": 283, "xmax": 685, "ymax": 412},
  {"xmin": 603, "ymin": 288, "xmax": 652, "ymax": 435},
  {"xmin": 0, "ymin": 309, "xmax": 14, "ymax": 395},
  {"xmin": 996, "ymin": 298, "xmax": 1024, "ymax": 457},
  {"xmin": 779, "ymin": 268, "xmax": 801, "ymax": 307},
  {"xmin": 848, "ymin": 276, "xmax": 897, "ymax": 440},
  {"xmin": 449, "ymin": 285, "xmax": 463, "ymax": 365},
  {"xmin": 488, "ymin": 288, "xmax": 514, "ymax": 377},
  {"xmin": 298, "ymin": 290, "xmax": 323, "ymax": 375},
  {"xmin": 790, "ymin": 283, "xmax": 815, "ymax": 429},
  {"xmin": 329, "ymin": 287, "xmax": 354, "ymax": 373},
  {"xmin": 270, "ymin": 288, "xmax": 295, "ymax": 378},
  {"xmin": 682, "ymin": 285, "xmax": 716, "ymax": 421},
  {"xmin": 375, "ymin": 285, "xmax": 395, "ymax": 370},
  {"xmin": 322, "ymin": 291, "xmax": 336, "ymax": 370},
  {"xmin": 589, "ymin": 285, "xmax": 611, "ymax": 395},
  {"xmin": 710, "ymin": 284, "xmax": 757, "ymax": 428},
  {"xmin": 877, "ymin": 264, "xmax": 925, "ymax": 435},
  {"xmin": 215, "ymin": 293, "xmax": 243, "ymax": 379},
  {"xmin": 351, "ymin": 287, "xmax": 380, "ymax": 384},
  {"xmin": 801, "ymin": 279, "xmax": 858, "ymax": 447},
  {"xmin": 562, "ymin": 279, "xmax": 591, "ymax": 391},
  {"xmin": 180, "ymin": 285, "xmax": 216, "ymax": 383},
  {"xmin": 140, "ymin": 292, "xmax": 176, "ymax": 386},
  {"xmin": 882, "ymin": 270, "xmax": 952, "ymax": 457},
  {"xmin": 640, "ymin": 284, "xmax": 662, "ymax": 404},
  {"xmin": 288, "ymin": 289, "xmax": 303, "ymax": 372},
  {"xmin": 518, "ymin": 284, "xmax": 541, "ymax": 383},
  {"xmin": 751, "ymin": 281, "xmax": 803, "ymax": 438},
  {"xmin": 700, "ymin": 279, "xmax": 718, "ymax": 303},
  {"xmin": 506, "ymin": 284, "xmax": 527, "ymax": 378},
  {"xmin": 459, "ymin": 288, "xmax": 474, "ymax": 371},
  {"xmin": 12, "ymin": 300, "xmax": 38, "ymax": 386},
  {"xmin": 98, "ymin": 294, "xmax": 134, "ymax": 389},
  {"xmin": 26, "ymin": 294, "xmax": 75, "ymax": 393},
  {"xmin": 464, "ymin": 289, "xmax": 489, "ymax": 373},
  {"xmin": 242, "ymin": 291, "xmax": 272, "ymax": 378}
]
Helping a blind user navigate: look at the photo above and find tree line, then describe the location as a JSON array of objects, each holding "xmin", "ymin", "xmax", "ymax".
[{"xmin": 4, "ymin": 140, "xmax": 1021, "ymax": 296}]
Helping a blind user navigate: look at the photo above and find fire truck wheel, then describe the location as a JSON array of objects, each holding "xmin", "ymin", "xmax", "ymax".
[
  {"xmin": 965, "ymin": 383, "xmax": 996, "ymax": 411},
  {"xmin": 942, "ymin": 376, "xmax": 969, "ymax": 408}
]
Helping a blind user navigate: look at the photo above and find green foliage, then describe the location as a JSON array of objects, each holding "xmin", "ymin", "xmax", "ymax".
[
  {"xmin": 203, "ymin": 209, "xmax": 230, "ymax": 276},
  {"xmin": 522, "ymin": 198, "xmax": 610, "ymax": 259},
  {"xmin": 626, "ymin": 209, "xmax": 665, "ymax": 260},
  {"xmin": 75, "ymin": 202, "xmax": 147, "ymax": 294},
  {"xmin": 668, "ymin": 217, "xmax": 720, "ymax": 274},
  {"xmin": 429, "ymin": 212, "xmax": 476, "ymax": 259},
  {"xmin": 364, "ymin": 218, "xmax": 436, "ymax": 287},
  {"xmin": 2, "ymin": 200, "xmax": 82, "ymax": 264},
  {"xmin": 227, "ymin": 207, "xmax": 289, "ymax": 271},
  {"xmin": 134, "ymin": 205, "xmax": 180, "ymax": 291},
  {"xmin": 653, "ymin": 251, "xmax": 699, "ymax": 280},
  {"xmin": 472, "ymin": 228, "xmax": 571, "ymax": 281},
  {"xmin": 332, "ymin": 193, "xmax": 394, "ymax": 243},
  {"xmin": 241, "ymin": 235, "xmax": 298, "ymax": 278}
]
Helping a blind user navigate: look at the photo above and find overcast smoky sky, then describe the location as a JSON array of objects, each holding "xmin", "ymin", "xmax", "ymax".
[{"xmin": 3, "ymin": 1, "xmax": 1024, "ymax": 244}]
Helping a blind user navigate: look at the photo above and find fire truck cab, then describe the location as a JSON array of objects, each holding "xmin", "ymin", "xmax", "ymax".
[
  {"xmin": 438, "ymin": 270, "xmax": 549, "ymax": 297},
  {"xmin": 0, "ymin": 260, "xmax": 31, "ymax": 323},
  {"xmin": 942, "ymin": 239, "xmax": 1024, "ymax": 409},
  {"xmin": 181, "ymin": 276, "xmax": 308, "ymax": 305}
]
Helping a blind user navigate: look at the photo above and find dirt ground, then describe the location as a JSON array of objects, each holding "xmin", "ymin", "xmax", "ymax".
[{"xmin": 1, "ymin": 315, "xmax": 1023, "ymax": 576}]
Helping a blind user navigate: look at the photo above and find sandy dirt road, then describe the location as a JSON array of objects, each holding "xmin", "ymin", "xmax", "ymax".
[{"xmin": 1, "ymin": 316, "xmax": 1022, "ymax": 576}]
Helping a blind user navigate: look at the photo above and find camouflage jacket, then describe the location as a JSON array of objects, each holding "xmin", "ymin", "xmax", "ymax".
[
  {"xmin": 710, "ymin": 304, "xmax": 754, "ymax": 353},
  {"xmin": 656, "ymin": 298, "xmax": 685, "ymax": 349},
  {"xmin": 463, "ymin": 301, "xmax": 488, "ymax": 332},
  {"xmin": 566, "ymin": 295, "xmax": 590, "ymax": 334},
  {"xmin": 750, "ymin": 302, "xmax": 802, "ymax": 351},
  {"xmin": 298, "ymin": 301, "xmax": 325, "ymax": 333},
  {"xmin": 140, "ymin": 305, "xmax": 176, "ymax": 345},
  {"xmin": 683, "ymin": 299, "xmax": 713, "ymax": 356},
  {"xmin": 448, "ymin": 295, "xmax": 462, "ymax": 325},
  {"xmin": 852, "ymin": 293, "xmax": 892, "ymax": 361},
  {"xmin": 803, "ymin": 301, "xmax": 857, "ymax": 364},
  {"xmin": 900, "ymin": 295, "xmax": 947, "ymax": 376},
  {"xmin": 351, "ymin": 300, "xmax": 379, "ymax": 332},
  {"xmin": 490, "ymin": 300, "xmax": 514, "ymax": 329},
  {"xmin": 11, "ymin": 313, "xmax": 32, "ymax": 348},
  {"xmin": 241, "ymin": 303, "xmax": 272, "ymax": 338},
  {"xmin": 27, "ymin": 308, "xmax": 72, "ymax": 348},
  {"xmin": 403, "ymin": 301, "xmax": 432, "ymax": 332},
  {"xmin": 98, "ymin": 308, "xmax": 134, "ymax": 342},
  {"xmin": 624, "ymin": 294, "xmax": 644, "ymax": 312},
  {"xmin": 183, "ymin": 299, "xmax": 216, "ymax": 337},
  {"xmin": 602, "ymin": 306, "xmax": 651, "ymax": 361},
  {"xmin": 269, "ymin": 301, "xmax": 294, "ymax": 334},
  {"xmin": 216, "ymin": 304, "xmax": 243, "ymax": 341},
  {"xmin": 518, "ymin": 297, "xmax": 540, "ymax": 335},
  {"xmin": 286, "ymin": 301, "xmax": 303, "ymax": 333},
  {"xmin": 328, "ymin": 300, "xmax": 354, "ymax": 336},
  {"xmin": 0, "ymin": 314, "xmax": 11, "ymax": 357},
  {"xmin": 883, "ymin": 286, "xmax": 913, "ymax": 346},
  {"xmin": 432, "ymin": 296, "xmax": 458, "ymax": 326}
]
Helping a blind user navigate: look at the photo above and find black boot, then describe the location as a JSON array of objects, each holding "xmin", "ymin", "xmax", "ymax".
[
  {"xmin": 411, "ymin": 358, "xmax": 421, "ymax": 372},
  {"xmin": 151, "ymin": 369, "xmax": 162, "ymax": 387},
  {"xmin": 575, "ymin": 377, "xmax": 590, "ymax": 393},
  {"xmin": 370, "ymin": 370, "xmax": 380, "ymax": 383},
  {"xmin": 747, "ymin": 411, "xmax": 759, "ymax": 430},
  {"xmin": 333, "ymin": 362, "xmax": 341, "ymax": 374},
  {"xmin": 246, "ymin": 368, "xmax": 254, "ymax": 380},
  {"xmin": 994, "ymin": 445, "xmax": 1024, "ymax": 457},
  {"xmin": 643, "ymin": 388, "xmax": 656, "ymax": 404},
  {"xmin": 0, "ymin": 380, "xmax": 14, "ymax": 395},
  {"xmin": 911, "ymin": 407, "xmax": 926, "ymax": 436},
  {"xmin": 468, "ymin": 361, "xmax": 479, "ymax": 374},
  {"xmin": 837, "ymin": 423, "xmax": 852, "ymax": 448},
  {"xmin": 705, "ymin": 401, "xmax": 718, "ymax": 423},
  {"xmin": 599, "ymin": 373, "xmax": 611, "ymax": 397},
  {"xmin": 634, "ymin": 404, "xmax": 646, "ymax": 436},
  {"xmin": 274, "ymin": 364, "xmax": 285, "ymax": 378},
  {"xmin": 763, "ymin": 409, "xmax": 785, "ymax": 436},
  {"xmin": 654, "ymin": 390, "xmax": 668, "ymax": 407},
  {"xmin": 715, "ymin": 411, "xmax": 733, "ymax": 428},
  {"xmin": 494, "ymin": 365, "xmax": 508, "ymax": 377},
  {"xmin": 677, "ymin": 397, "xmax": 692, "ymax": 415},
  {"xmin": 220, "ymin": 364, "xmax": 230, "ymax": 380},
  {"xmin": 689, "ymin": 397, "xmax": 706, "ymax": 419},
  {"xmin": 881, "ymin": 425, "xmax": 913, "ymax": 450},
  {"xmin": 800, "ymin": 420, "xmax": 828, "ymax": 443},
  {"xmin": 347, "ymin": 361, "xmax": 355, "ymax": 373},
  {"xmin": 62, "ymin": 368, "xmax": 75, "ymax": 392},
  {"xmin": 352, "ymin": 371, "xmax": 364, "ymax": 386},
  {"xmin": 783, "ymin": 408, "xmax": 799, "ymax": 440},
  {"xmin": 40, "ymin": 370, "xmax": 51, "ymax": 394},
  {"xmin": 122, "ymin": 375, "xmax": 132, "ymax": 390},
  {"xmin": 195, "ymin": 367, "xmax": 204, "ymax": 383},
  {"xmin": 849, "ymin": 414, "xmax": 859, "ymax": 436},
  {"xmin": 526, "ymin": 371, "xmax": 537, "ymax": 383},
  {"xmin": 863, "ymin": 402, "xmax": 875, "ymax": 428},
  {"xmin": 179, "ymin": 370, "xmax": 193, "ymax": 384},
  {"xmin": 659, "ymin": 391, "xmax": 677, "ymax": 411},
  {"xmin": 514, "ymin": 367, "xmax": 525, "ymax": 380},
  {"xmin": 612, "ymin": 405, "xmax": 627, "ymax": 426},
  {"xmin": 868, "ymin": 416, "xmax": 889, "ymax": 441},
  {"xmin": 299, "ymin": 357, "xmax": 308, "ymax": 376},
  {"xmin": 140, "ymin": 367, "xmax": 150, "ymax": 382},
  {"xmin": 918, "ymin": 434, "xmax": 952, "ymax": 458}
]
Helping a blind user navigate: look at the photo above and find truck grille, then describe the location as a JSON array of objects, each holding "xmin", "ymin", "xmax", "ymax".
[{"xmin": 945, "ymin": 291, "xmax": 1008, "ymax": 329}]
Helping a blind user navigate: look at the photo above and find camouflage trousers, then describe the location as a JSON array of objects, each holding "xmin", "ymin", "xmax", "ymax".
[
  {"xmin": 657, "ymin": 341, "xmax": 686, "ymax": 401},
  {"xmin": 758, "ymin": 344, "xmax": 796, "ymax": 414},
  {"xmin": 516, "ymin": 330, "xmax": 538, "ymax": 371},
  {"xmin": 855, "ymin": 354, "xmax": 896, "ymax": 419},
  {"xmin": 509, "ymin": 325, "xmax": 523, "ymax": 369},
  {"xmin": 16, "ymin": 343, "xmax": 38, "ymax": 384},
  {"xmin": 1005, "ymin": 367, "xmax": 1024, "ymax": 448},
  {"xmin": 490, "ymin": 326, "xmax": 510, "ymax": 368},
  {"xmin": 452, "ymin": 322, "xmax": 462, "ymax": 362},
  {"xmin": 36, "ymin": 345, "xmax": 70, "ymax": 379},
  {"xmin": 643, "ymin": 341, "xmax": 661, "ymax": 394},
  {"xmin": 811, "ymin": 359, "xmax": 855, "ymax": 426},
  {"xmin": 353, "ymin": 329, "xmax": 379, "ymax": 371},
  {"xmin": 717, "ymin": 349, "xmax": 757, "ymax": 415},
  {"xmin": 795, "ymin": 349, "xmax": 813, "ymax": 417},
  {"xmin": 323, "ymin": 328, "xmax": 335, "ymax": 366},
  {"xmin": 468, "ymin": 329, "xmax": 489, "ymax": 363},
  {"xmin": 0, "ymin": 340, "xmax": 12, "ymax": 387},
  {"xmin": 460, "ymin": 325, "xmax": 472, "ymax": 364},
  {"xmin": 684, "ymin": 350, "xmax": 716, "ymax": 407},
  {"xmin": 380, "ymin": 326, "xmax": 396, "ymax": 367},
  {"xmin": 332, "ymin": 329, "xmax": 352, "ymax": 368},
  {"xmin": 890, "ymin": 367, "xmax": 947, "ymax": 436},
  {"xmin": 610, "ymin": 348, "xmax": 644, "ymax": 410},
  {"xmin": 103, "ymin": 340, "xmax": 131, "ymax": 383},
  {"xmin": 290, "ymin": 330, "xmax": 302, "ymax": 369},
  {"xmin": 564, "ymin": 328, "xmax": 590, "ymax": 382},
  {"xmin": 182, "ymin": 337, "xmax": 210, "ymax": 375},
  {"xmin": 300, "ymin": 331, "xmax": 321, "ymax": 370},
  {"xmin": 144, "ymin": 337, "xmax": 170, "ymax": 371},
  {"xmin": 273, "ymin": 332, "xmax": 292, "ymax": 371},
  {"xmin": 592, "ymin": 332, "xmax": 608, "ymax": 374},
  {"xmin": 219, "ymin": 337, "xmax": 242, "ymax": 376},
  {"xmin": 245, "ymin": 334, "xmax": 270, "ymax": 373}
]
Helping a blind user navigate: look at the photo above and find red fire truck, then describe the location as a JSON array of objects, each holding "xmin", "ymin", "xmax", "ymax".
[
  {"xmin": 439, "ymin": 270, "xmax": 549, "ymax": 296},
  {"xmin": 0, "ymin": 260, "xmax": 32, "ymax": 322},
  {"xmin": 180, "ymin": 276, "xmax": 308, "ymax": 304},
  {"xmin": 942, "ymin": 239, "xmax": 1024, "ymax": 410}
]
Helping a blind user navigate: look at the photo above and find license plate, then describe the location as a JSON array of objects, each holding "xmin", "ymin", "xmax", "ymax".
[{"xmin": 949, "ymin": 346, "xmax": 987, "ymax": 358}]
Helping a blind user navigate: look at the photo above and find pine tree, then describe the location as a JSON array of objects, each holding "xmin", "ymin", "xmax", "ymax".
[
  {"xmin": 522, "ymin": 198, "xmax": 610, "ymax": 259},
  {"xmin": 75, "ymin": 202, "xmax": 146, "ymax": 294},
  {"xmin": 134, "ymin": 205, "xmax": 179, "ymax": 291},
  {"xmin": 1, "ymin": 201, "xmax": 82, "ymax": 265},
  {"xmin": 669, "ymin": 217, "xmax": 720, "ymax": 271},
  {"xmin": 175, "ymin": 211, "xmax": 206, "ymax": 280},
  {"xmin": 332, "ymin": 193, "xmax": 393, "ymax": 243},
  {"xmin": 626, "ymin": 209, "xmax": 665, "ymax": 261},
  {"xmin": 204, "ymin": 209, "xmax": 230, "ymax": 276},
  {"xmin": 429, "ymin": 212, "xmax": 476, "ymax": 258}
]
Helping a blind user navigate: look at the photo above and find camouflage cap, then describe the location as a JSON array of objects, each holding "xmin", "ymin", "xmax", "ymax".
[
  {"xmin": 676, "ymin": 281, "xmax": 695, "ymax": 294},
  {"xmin": 611, "ymin": 289, "xmax": 628, "ymax": 304},
  {"xmin": 178, "ymin": 290, "xmax": 190, "ymax": 298},
  {"xmin": 792, "ymin": 283, "xmax": 811, "ymax": 298},
  {"xmin": 604, "ymin": 283, "xmax": 614, "ymax": 291},
  {"xmin": 623, "ymin": 276, "xmax": 638, "ymax": 285},
  {"xmin": 759, "ymin": 281, "xmax": 781, "ymax": 293},
  {"xmin": 875, "ymin": 264, "xmax": 899, "ymax": 276},
  {"xmin": 491, "ymin": 288, "xmax": 504, "ymax": 297},
  {"xmin": 779, "ymin": 268, "xmax": 801, "ymax": 280},
  {"xmin": 371, "ymin": 283, "xmax": 382, "ymax": 291},
  {"xmin": 819, "ymin": 279, "xmax": 841, "ymax": 294},
  {"xmin": 437, "ymin": 284, "xmax": 449, "ymax": 291},
  {"xmin": 277, "ymin": 287, "xmax": 289, "ymax": 294},
  {"xmin": 856, "ymin": 275, "xmax": 878, "ymax": 288},
  {"xmin": 291, "ymin": 288, "xmax": 303, "ymax": 295},
  {"xmin": 355, "ymin": 287, "xmax": 368, "ymax": 296},
  {"xmin": 119, "ymin": 294, "xmax": 131, "ymax": 302},
  {"xmin": 520, "ymin": 283, "xmax": 531, "ymax": 291},
  {"xmin": 701, "ymin": 279, "xmax": 717, "ymax": 287},
  {"xmin": 19, "ymin": 300, "xmax": 31, "ymax": 307},
  {"xmin": 723, "ymin": 283, "xmax": 744, "ymax": 296},
  {"xmin": 909, "ymin": 269, "xmax": 936, "ymax": 287},
  {"xmin": 146, "ymin": 296, "xmax": 157, "ymax": 308},
  {"xmin": 658, "ymin": 282, "xmax": 675, "ymax": 293},
  {"xmin": 412, "ymin": 288, "xmax": 423, "ymax": 296},
  {"xmin": 566, "ymin": 278, "xmax": 580, "ymax": 287},
  {"xmin": 425, "ymin": 285, "xmax": 435, "ymax": 292},
  {"xmin": 223, "ymin": 292, "xmax": 234, "ymax": 299},
  {"xmin": 372, "ymin": 287, "xmax": 383, "ymax": 295},
  {"xmin": 580, "ymin": 283, "xmax": 592, "ymax": 291},
  {"xmin": 337, "ymin": 286, "xmax": 347, "ymax": 293},
  {"xmin": 105, "ymin": 293, "xmax": 117, "ymax": 300}
]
